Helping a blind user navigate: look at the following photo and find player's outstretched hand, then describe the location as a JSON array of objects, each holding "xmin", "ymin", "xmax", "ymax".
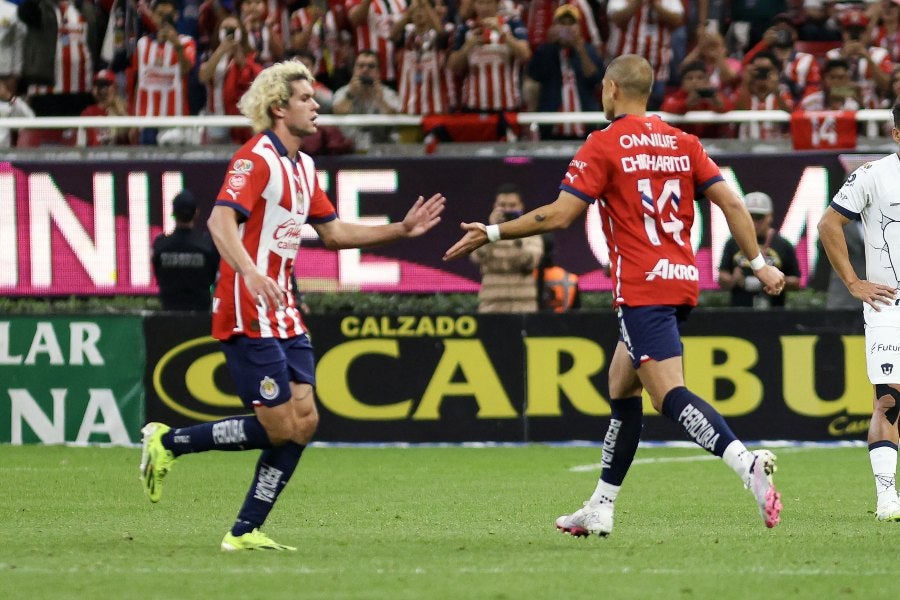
[
  {"xmin": 848, "ymin": 279, "xmax": 897, "ymax": 311},
  {"xmin": 402, "ymin": 193, "xmax": 446, "ymax": 238},
  {"xmin": 443, "ymin": 221, "xmax": 489, "ymax": 261},
  {"xmin": 756, "ymin": 264, "xmax": 785, "ymax": 296}
]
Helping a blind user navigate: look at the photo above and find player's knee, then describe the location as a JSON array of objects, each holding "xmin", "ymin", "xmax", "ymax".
[{"xmin": 876, "ymin": 384, "xmax": 900, "ymax": 425}]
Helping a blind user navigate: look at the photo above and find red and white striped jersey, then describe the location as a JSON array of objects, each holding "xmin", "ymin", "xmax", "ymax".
[
  {"xmin": 605, "ymin": 0, "xmax": 683, "ymax": 81},
  {"xmin": 396, "ymin": 25, "xmax": 454, "ymax": 114},
  {"xmin": 454, "ymin": 16, "xmax": 528, "ymax": 111},
  {"xmin": 245, "ymin": 25, "xmax": 278, "ymax": 66},
  {"xmin": 872, "ymin": 27, "xmax": 900, "ymax": 63},
  {"xmin": 212, "ymin": 132, "xmax": 337, "ymax": 340},
  {"xmin": 130, "ymin": 34, "xmax": 197, "ymax": 117},
  {"xmin": 555, "ymin": 48, "xmax": 584, "ymax": 138},
  {"xmin": 290, "ymin": 7, "xmax": 342, "ymax": 77},
  {"xmin": 826, "ymin": 46, "xmax": 892, "ymax": 109},
  {"xmin": 733, "ymin": 91, "xmax": 794, "ymax": 140},
  {"xmin": 345, "ymin": 0, "xmax": 407, "ymax": 82},
  {"xmin": 28, "ymin": 0, "xmax": 93, "ymax": 96},
  {"xmin": 783, "ymin": 51, "xmax": 821, "ymax": 99},
  {"xmin": 560, "ymin": 114, "xmax": 723, "ymax": 307}
]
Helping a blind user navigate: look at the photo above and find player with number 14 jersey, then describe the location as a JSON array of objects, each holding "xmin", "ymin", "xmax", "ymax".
[{"xmin": 560, "ymin": 114, "xmax": 723, "ymax": 307}]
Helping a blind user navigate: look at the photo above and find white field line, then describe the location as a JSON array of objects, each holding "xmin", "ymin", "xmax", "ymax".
[
  {"xmin": 0, "ymin": 563, "xmax": 893, "ymax": 578},
  {"xmin": 568, "ymin": 444, "xmax": 855, "ymax": 473}
]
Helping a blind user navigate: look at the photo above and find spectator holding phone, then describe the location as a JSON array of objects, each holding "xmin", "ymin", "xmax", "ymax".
[
  {"xmin": 198, "ymin": 14, "xmax": 262, "ymax": 143},
  {"xmin": 743, "ymin": 18, "xmax": 822, "ymax": 102},
  {"xmin": 127, "ymin": 0, "xmax": 197, "ymax": 144},
  {"xmin": 731, "ymin": 50, "xmax": 794, "ymax": 140},
  {"xmin": 448, "ymin": 0, "xmax": 531, "ymax": 112},
  {"xmin": 470, "ymin": 183, "xmax": 544, "ymax": 313},
  {"xmin": 332, "ymin": 49, "xmax": 401, "ymax": 151},
  {"xmin": 525, "ymin": 4, "xmax": 603, "ymax": 140},
  {"xmin": 680, "ymin": 30, "xmax": 742, "ymax": 95},
  {"xmin": 825, "ymin": 9, "xmax": 892, "ymax": 108},
  {"xmin": 798, "ymin": 57, "xmax": 861, "ymax": 111},
  {"xmin": 661, "ymin": 60, "xmax": 731, "ymax": 138}
]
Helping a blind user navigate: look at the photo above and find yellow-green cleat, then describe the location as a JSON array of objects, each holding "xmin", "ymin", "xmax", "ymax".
[
  {"xmin": 221, "ymin": 529, "xmax": 297, "ymax": 552},
  {"xmin": 139, "ymin": 422, "xmax": 175, "ymax": 503}
]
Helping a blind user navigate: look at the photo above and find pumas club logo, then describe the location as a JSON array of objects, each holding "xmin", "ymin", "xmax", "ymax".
[
  {"xmin": 259, "ymin": 376, "xmax": 280, "ymax": 400},
  {"xmin": 883, "ymin": 363, "xmax": 895, "ymax": 376}
]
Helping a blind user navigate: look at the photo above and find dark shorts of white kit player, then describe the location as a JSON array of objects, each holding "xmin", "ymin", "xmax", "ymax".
[
  {"xmin": 220, "ymin": 334, "xmax": 316, "ymax": 409},
  {"xmin": 617, "ymin": 305, "xmax": 692, "ymax": 370}
]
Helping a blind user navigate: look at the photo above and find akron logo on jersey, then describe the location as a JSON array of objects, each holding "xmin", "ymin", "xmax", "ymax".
[
  {"xmin": 645, "ymin": 258, "xmax": 699, "ymax": 281},
  {"xmin": 259, "ymin": 376, "xmax": 280, "ymax": 401}
]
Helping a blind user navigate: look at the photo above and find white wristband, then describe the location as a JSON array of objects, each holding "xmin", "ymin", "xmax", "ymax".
[
  {"xmin": 485, "ymin": 224, "xmax": 502, "ymax": 243},
  {"xmin": 749, "ymin": 253, "xmax": 766, "ymax": 271}
]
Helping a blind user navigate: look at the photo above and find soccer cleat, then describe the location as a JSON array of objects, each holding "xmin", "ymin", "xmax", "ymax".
[
  {"xmin": 139, "ymin": 422, "xmax": 175, "ymax": 503},
  {"xmin": 555, "ymin": 501, "xmax": 614, "ymax": 537},
  {"xmin": 745, "ymin": 449, "xmax": 782, "ymax": 528},
  {"xmin": 875, "ymin": 496, "xmax": 900, "ymax": 522},
  {"xmin": 221, "ymin": 529, "xmax": 297, "ymax": 551}
]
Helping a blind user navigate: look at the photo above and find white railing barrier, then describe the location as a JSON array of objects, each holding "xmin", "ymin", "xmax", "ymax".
[{"xmin": 1, "ymin": 109, "xmax": 893, "ymax": 145}]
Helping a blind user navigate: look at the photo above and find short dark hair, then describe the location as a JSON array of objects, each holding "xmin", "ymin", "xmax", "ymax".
[
  {"xmin": 752, "ymin": 50, "xmax": 782, "ymax": 72},
  {"xmin": 172, "ymin": 190, "xmax": 197, "ymax": 223},
  {"xmin": 355, "ymin": 49, "xmax": 379, "ymax": 66},
  {"xmin": 680, "ymin": 60, "xmax": 707, "ymax": 78},
  {"xmin": 495, "ymin": 182, "xmax": 522, "ymax": 198},
  {"xmin": 893, "ymin": 103, "xmax": 900, "ymax": 129},
  {"xmin": 823, "ymin": 58, "xmax": 850, "ymax": 75}
]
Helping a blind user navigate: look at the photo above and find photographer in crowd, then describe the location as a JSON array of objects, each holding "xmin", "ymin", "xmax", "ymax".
[
  {"xmin": 731, "ymin": 51, "xmax": 794, "ymax": 140},
  {"xmin": 470, "ymin": 183, "xmax": 544, "ymax": 313},
  {"xmin": 332, "ymin": 49, "xmax": 401, "ymax": 151},
  {"xmin": 661, "ymin": 60, "xmax": 732, "ymax": 138}
]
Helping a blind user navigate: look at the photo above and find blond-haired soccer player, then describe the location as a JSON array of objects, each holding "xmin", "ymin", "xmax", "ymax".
[
  {"xmin": 140, "ymin": 60, "xmax": 445, "ymax": 550},
  {"xmin": 818, "ymin": 105, "xmax": 900, "ymax": 522},
  {"xmin": 445, "ymin": 55, "xmax": 786, "ymax": 536}
]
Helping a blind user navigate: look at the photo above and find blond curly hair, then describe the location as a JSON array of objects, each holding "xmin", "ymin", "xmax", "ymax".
[{"xmin": 238, "ymin": 60, "xmax": 314, "ymax": 133}]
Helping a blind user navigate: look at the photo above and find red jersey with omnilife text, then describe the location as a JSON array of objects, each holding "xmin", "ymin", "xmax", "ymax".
[
  {"xmin": 560, "ymin": 114, "xmax": 723, "ymax": 307},
  {"xmin": 212, "ymin": 131, "xmax": 337, "ymax": 340}
]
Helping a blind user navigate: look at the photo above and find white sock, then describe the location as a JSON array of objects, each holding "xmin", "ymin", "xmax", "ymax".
[
  {"xmin": 722, "ymin": 440, "xmax": 754, "ymax": 481},
  {"xmin": 870, "ymin": 445, "xmax": 898, "ymax": 502},
  {"xmin": 589, "ymin": 479, "xmax": 620, "ymax": 506}
]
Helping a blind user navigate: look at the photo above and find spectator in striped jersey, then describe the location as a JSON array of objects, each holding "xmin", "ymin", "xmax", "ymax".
[
  {"xmin": 731, "ymin": 50, "xmax": 794, "ymax": 141},
  {"xmin": 239, "ymin": 0, "xmax": 284, "ymax": 67},
  {"xmin": 127, "ymin": 0, "xmax": 197, "ymax": 144},
  {"xmin": 18, "ymin": 0, "xmax": 101, "ymax": 116},
  {"xmin": 447, "ymin": 0, "xmax": 531, "ymax": 112},
  {"xmin": 198, "ymin": 13, "xmax": 262, "ymax": 143},
  {"xmin": 742, "ymin": 18, "xmax": 822, "ymax": 102},
  {"xmin": 391, "ymin": 0, "xmax": 456, "ymax": 114},
  {"xmin": 605, "ymin": 0, "xmax": 684, "ymax": 110},
  {"xmin": 525, "ymin": 3, "xmax": 603, "ymax": 140},
  {"xmin": 346, "ymin": 0, "xmax": 407, "ymax": 86},
  {"xmin": 825, "ymin": 9, "xmax": 892, "ymax": 108}
]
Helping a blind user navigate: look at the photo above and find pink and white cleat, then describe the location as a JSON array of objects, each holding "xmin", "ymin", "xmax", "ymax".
[
  {"xmin": 555, "ymin": 502, "xmax": 614, "ymax": 537},
  {"xmin": 746, "ymin": 449, "xmax": 782, "ymax": 528}
]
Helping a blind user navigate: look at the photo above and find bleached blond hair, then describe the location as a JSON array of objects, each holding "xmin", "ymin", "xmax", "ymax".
[{"xmin": 238, "ymin": 60, "xmax": 314, "ymax": 133}]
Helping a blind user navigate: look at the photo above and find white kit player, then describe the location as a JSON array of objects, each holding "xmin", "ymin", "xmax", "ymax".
[{"xmin": 819, "ymin": 107, "xmax": 900, "ymax": 522}]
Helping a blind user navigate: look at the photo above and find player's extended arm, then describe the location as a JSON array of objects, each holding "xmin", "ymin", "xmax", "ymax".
[
  {"xmin": 207, "ymin": 204, "xmax": 286, "ymax": 310},
  {"xmin": 818, "ymin": 207, "xmax": 895, "ymax": 310},
  {"xmin": 705, "ymin": 181, "xmax": 785, "ymax": 295},
  {"xmin": 312, "ymin": 193, "xmax": 445, "ymax": 250},
  {"xmin": 443, "ymin": 190, "xmax": 586, "ymax": 261}
]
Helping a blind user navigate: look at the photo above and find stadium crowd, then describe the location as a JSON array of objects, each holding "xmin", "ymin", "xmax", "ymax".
[{"xmin": 2, "ymin": 0, "xmax": 899, "ymax": 148}]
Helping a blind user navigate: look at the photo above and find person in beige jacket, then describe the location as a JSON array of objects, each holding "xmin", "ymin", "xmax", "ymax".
[{"xmin": 471, "ymin": 183, "xmax": 544, "ymax": 313}]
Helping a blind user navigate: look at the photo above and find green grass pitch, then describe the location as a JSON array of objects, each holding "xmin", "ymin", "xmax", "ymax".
[{"xmin": 1, "ymin": 443, "xmax": 895, "ymax": 599}]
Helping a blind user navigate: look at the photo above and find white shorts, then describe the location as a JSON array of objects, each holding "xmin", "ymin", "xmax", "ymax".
[{"xmin": 864, "ymin": 305, "xmax": 900, "ymax": 384}]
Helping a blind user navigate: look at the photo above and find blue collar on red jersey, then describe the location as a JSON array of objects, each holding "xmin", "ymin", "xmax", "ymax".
[{"xmin": 264, "ymin": 130, "xmax": 289, "ymax": 157}]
